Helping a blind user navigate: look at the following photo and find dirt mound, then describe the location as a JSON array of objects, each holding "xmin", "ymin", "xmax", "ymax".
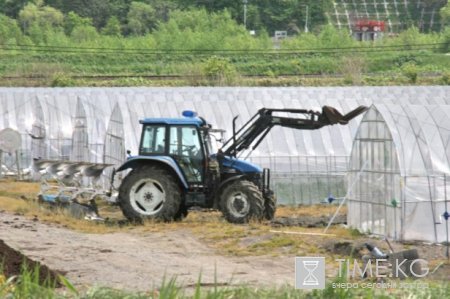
[
  {"xmin": 271, "ymin": 214, "xmax": 346, "ymax": 227},
  {"xmin": 0, "ymin": 239, "xmax": 61, "ymax": 286}
]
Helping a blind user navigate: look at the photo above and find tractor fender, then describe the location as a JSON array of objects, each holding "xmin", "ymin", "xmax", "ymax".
[
  {"xmin": 116, "ymin": 156, "xmax": 188, "ymax": 189},
  {"xmin": 216, "ymin": 174, "xmax": 246, "ymax": 196}
]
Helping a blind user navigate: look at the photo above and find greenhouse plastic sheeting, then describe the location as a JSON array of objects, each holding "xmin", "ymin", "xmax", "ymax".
[
  {"xmin": 1, "ymin": 86, "xmax": 449, "ymax": 204},
  {"xmin": 348, "ymin": 104, "xmax": 450, "ymax": 243}
]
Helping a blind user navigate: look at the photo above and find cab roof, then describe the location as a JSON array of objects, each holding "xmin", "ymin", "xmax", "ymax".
[{"xmin": 139, "ymin": 117, "xmax": 204, "ymax": 126}]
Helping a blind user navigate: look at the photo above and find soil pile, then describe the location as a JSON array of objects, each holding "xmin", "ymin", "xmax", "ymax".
[
  {"xmin": 0, "ymin": 239, "xmax": 61, "ymax": 286},
  {"xmin": 272, "ymin": 214, "xmax": 346, "ymax": 227}
]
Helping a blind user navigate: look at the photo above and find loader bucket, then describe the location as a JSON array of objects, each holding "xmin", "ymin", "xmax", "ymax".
[{"xmin": 320, "ymin": 105, "xmax": 368, "ymax": 125}]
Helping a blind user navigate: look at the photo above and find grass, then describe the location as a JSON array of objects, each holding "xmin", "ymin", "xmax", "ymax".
[
  {"xmin": 0, "ymin": 180, "xmax": 352, "ymax": 257},
  {"xmin": 1, "ymin": 263, "xmax": 449, "ymax": 299},
  {"xmin": 0, "ymin": 72, "xmax": 447, "ymax": 87}
]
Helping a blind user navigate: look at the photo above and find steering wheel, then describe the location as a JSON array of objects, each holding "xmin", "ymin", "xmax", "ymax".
[{"xmin": 180, "ymin": 144, "xmax": 197, "ymax": 156}]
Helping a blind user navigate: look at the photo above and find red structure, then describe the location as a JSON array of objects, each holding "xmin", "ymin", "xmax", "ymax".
[{"xmin": 352, "ymin": 20, "xmax": 386, "ymax": 41}]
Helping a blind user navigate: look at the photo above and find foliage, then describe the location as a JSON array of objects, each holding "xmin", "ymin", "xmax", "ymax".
[
  {"xmin": 1, "ymin": 0, "xmax": 448, "ymax": 35},
  {"xmin": 49, "ymin": 0, "xmax": 112, "ymax": 29},
  {"xmin": 102, "ymin": 16, "xmax": 121, "ymax": 37},
  {"xmin": 281, "ymin": 25, "xmax": 358, "ymax": 50},
  {"xmin": 127, "ymin": 2, "xmax": 156, "ymax": 36},
  {"xmin": 0, "ymin": 13, "xmax": 24, "ymax": 44},
  {"xmin": 440, "ymin": 1, "xmax": 450, "ymax": 26},
  {"xmin": 64, "ymin": 11, "xmax": 92, "ymax": 36},
  {"xmin": 401, "ymin": 62, "xmax": 419, "ymax": 83},
  {"xmin": 18, "ymin": 1, "xmax": 63, "ymax": 33},
  {"xmin": 202, "ymin": 56, "xmax": 237, "ymax": 86},
  {"xmin": 0, "ymin": 2, "xmax": 448, "ymax": 87},
  {"xmin": 441, "ymin": 26, "xmax": 450, "ymax": 53},
  {"xmin": 340, "ymin": 55, "xmax": 366, "ymax": 85},
  {"xmin": 51, "ymin": 72, "xmax": 75, "ymax": 87},
  {"xmin": 70, "ymin": 25, "xmax": 99, "ymax": 43},
  {"xmin": 0, "ymin": 0, "xmax": 29, "ymax": 17},
  {"xmin": 441, "ymin": 71, "xmax": 450, "ymax": 85},
  {"xmin": 153, "ymin": 9, "xmax": 268, "ymax": 50}
]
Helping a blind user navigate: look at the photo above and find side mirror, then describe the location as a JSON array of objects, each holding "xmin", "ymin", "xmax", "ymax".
[{"xmin": 126, "ymin": 150, "xmax": 131, "ymax": 157}]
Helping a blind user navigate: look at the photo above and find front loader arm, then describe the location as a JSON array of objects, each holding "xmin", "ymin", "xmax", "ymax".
[{"xmin": 220, "ymin": 105, "xmax": 367, "ymax": 157}]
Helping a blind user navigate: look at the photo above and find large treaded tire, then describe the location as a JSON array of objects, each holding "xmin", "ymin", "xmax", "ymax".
[
  {"xmin": 219, "ymin": 180, "xmax": 264, "ymax": 224},
  {"xmin": 264, "ymin": 194, "xmax": 277, "ymax": 220},
  {"xmin": 118, "ymin": 165, "xmax": 181, "ymax": 222},
  {"xmin": 174, "ymin": 203, "xmax": 189, "ymax": 221}
]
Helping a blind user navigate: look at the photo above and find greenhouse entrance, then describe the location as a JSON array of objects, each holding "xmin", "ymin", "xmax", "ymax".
[{"xmin": 348, "ymin": 104, "xmax": 450, "ymax": 243}]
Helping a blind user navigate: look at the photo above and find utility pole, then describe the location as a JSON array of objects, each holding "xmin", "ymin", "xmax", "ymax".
[
  {"xmin": 243, "ymin": 0, "xmax": 248, "ymax": 29},
  {"xmin": 304, "ymin": 5, "xmax": 309, "ymax": 33}
]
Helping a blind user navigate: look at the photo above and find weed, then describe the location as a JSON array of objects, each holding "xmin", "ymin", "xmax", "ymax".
[
  {"xmin": 401, "ymin": 63, "xmax": 419, "ymax": 83},
  {"xmin": 441, "ymin": 71, "xmax": 450, "ymax": 85}
]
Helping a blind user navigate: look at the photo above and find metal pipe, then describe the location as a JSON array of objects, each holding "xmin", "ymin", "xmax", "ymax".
[
  {"xmin": 445, "ymin": 174, "xmax": 449, "ymax": 259},
  {"xmin": 243, "ymin": 0, "xmax": 248, "ymax": 29}
]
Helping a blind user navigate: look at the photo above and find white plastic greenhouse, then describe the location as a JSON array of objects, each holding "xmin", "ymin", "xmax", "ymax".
[
  {"xmin": 0, "ymin": 86, "xmax": 449, "ymax": 207},
  {"xmin": 347, "ymin": 104, "xmax": 450, "ymax": 243}
]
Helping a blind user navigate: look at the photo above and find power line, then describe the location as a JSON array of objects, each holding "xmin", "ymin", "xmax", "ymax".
[
  {"xmin": 0, "ymin": 45, "xmax": 443, "ymax": 57},
  {"xmin": 0, "ymin": 42, "xmax": 445, "ymax": 54}
]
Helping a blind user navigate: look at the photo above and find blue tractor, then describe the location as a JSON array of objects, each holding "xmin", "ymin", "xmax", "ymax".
[{"xmin": 114, "ymin": 106, "xmax": 367, "ymax": 223}]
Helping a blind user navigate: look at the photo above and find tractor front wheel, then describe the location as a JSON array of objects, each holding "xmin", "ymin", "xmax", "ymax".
[
  {"xmin": 264, "ymin": 194, "xmax": 277, "ymax": 220},
  {"xmin": 118, "ymin": 165, "xmax": 181, "ymax": 222},
  {"xmin": 219, "ymin": 180, "xmax": 264, "ymax": 223}
]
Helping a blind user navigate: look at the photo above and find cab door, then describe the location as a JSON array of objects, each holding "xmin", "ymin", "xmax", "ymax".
[{"xmin": 169, "ymin": 126, "xmax": 205, "ymax": 183}]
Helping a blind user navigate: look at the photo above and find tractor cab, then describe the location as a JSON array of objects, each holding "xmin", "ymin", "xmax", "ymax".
[{"xmin": 139, "ymin": 111, "xmax": 212, "ymax": 185}]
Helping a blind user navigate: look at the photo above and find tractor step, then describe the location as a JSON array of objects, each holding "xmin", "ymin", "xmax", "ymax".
[{"xmin": 185, "ymin": 192, "xmax": 206, "ymax": 206}]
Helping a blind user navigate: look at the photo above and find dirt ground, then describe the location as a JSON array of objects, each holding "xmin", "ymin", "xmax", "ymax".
[
  {"xmin": 0, "ymin": 180, "xmax": 449, "ymax": 292},
  {"xmin": 1, "ymin": 209, "xmax": 449, "ymax": 292},
  {"xmin": 0, "ymin": 211, "xmax": 295, "ymax": 291}
]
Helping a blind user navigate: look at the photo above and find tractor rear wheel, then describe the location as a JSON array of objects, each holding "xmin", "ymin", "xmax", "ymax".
[
  {"xmin": 219, "ymin": 180, "xmax": 264, "ymax": 223},
  {"xmin": 118, "ymin": 165, "xmax": 181, "ymax": 222},
  {"xmin": 264, "ymin": 194, "xmax": 277, "ymax": 220}
]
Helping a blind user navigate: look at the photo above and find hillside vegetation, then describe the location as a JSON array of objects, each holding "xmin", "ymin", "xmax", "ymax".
[{"xmin": 0, "ymin": 1, "xmax": 449, "ymax": 86}]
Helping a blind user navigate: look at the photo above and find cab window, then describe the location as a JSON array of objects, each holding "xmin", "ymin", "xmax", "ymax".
[{"xmin": 140, "ymin": 125, "xmax": 166, "ymax": 154}]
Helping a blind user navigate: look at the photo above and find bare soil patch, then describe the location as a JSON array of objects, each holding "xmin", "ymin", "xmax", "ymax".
[
  {"xmin": 0, "ymin": 239, "xmax": 61, "ymax": 286},
  {"xmin": 0, "ymin": 211, "xmax": 293, "ymax": 291}
]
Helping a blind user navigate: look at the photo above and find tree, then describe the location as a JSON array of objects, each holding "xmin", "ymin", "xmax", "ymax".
[
  {"xmin": 0, "ymin": 0, "xmax": 30, "ymax": 17},
  {"xmin": 440, "ymin": 1, "xmax": 450, "ymax": 27},
  {"xmin": 127, "ymin": 2, "xmax": 156, "ymax": 35},
  {"xmin": 47, "ymin": 0, "xmax": 112, "ymax": 29},
  {"xmin": 102, "ymin": 16, "xmax": 122, "ymax": 36},
  {"xmin": 71, "ymin": 24, "xmax": 99, "ymax": 42},
  {"xmin": 64, "ymin": 11, "xmax": 92, "ymax": 35},
  {"xmin": 153, "ymin": 9, "xmax": 268, "ymax": 50},
  {"xmin": 18, "ymin": 1, "xmax": 63, "ymax": 33},
  {"xmin": 0, "ymin": 13, "xmax": 24, "ymax": 44}
]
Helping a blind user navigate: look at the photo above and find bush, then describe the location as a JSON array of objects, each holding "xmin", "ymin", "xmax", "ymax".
[
  {"xmin": 442, "ymin": 71, "xmax": 450, "ymax": 85},
  {"xmin": 401, "ymin": 62, "xmax": 418, "ymax": 83},
  {"xmin": 340, "ymin": 55, "xmax": 366, "ymax": 85},
  {"xmin": 51, "ymin": 73, "xmax": 75, "ymax": 87},
  {"xmin": 202, "ymin": 56, "xmax": 237, "ymax": 86}
]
